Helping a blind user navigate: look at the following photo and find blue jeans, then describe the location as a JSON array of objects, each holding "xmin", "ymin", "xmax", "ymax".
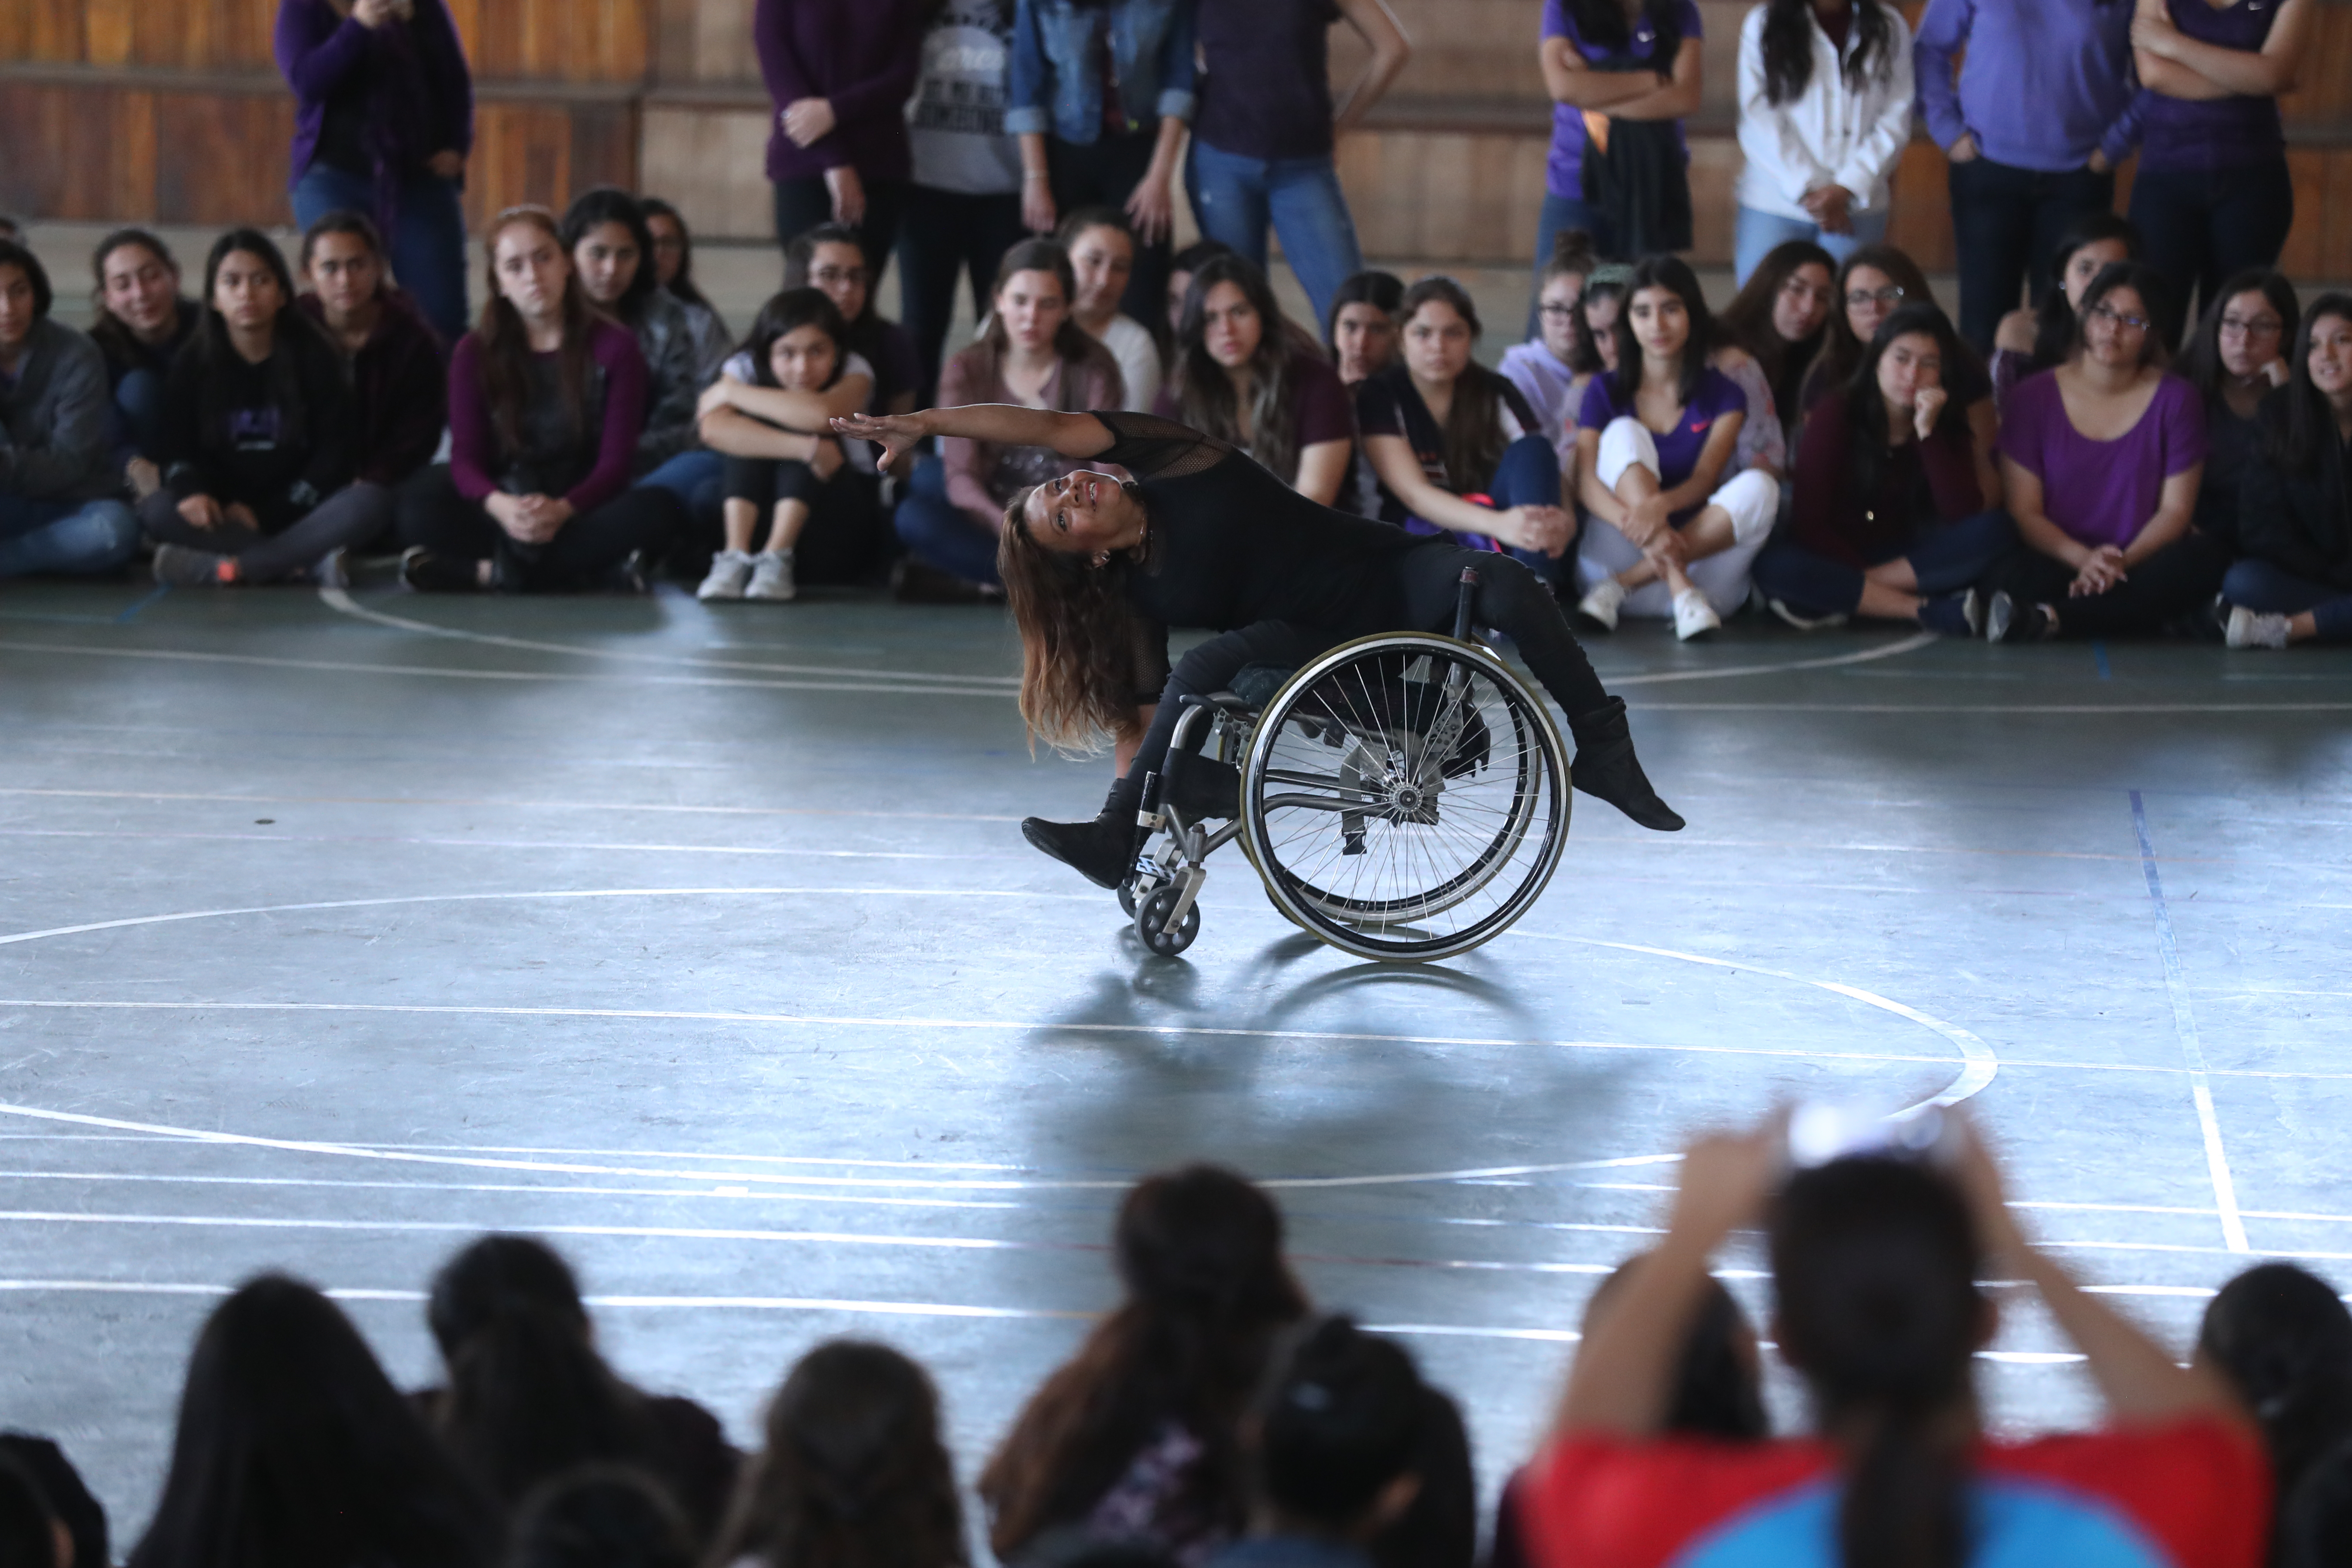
[
  {"xmin": 114, "ymin": 367, "xmax": 168, "ymax": 459},
  {"xmin": 2223, "ymin": 558, "xmax": 2352, "ymax": 644},
  {"xmin": 1750, "ymin": 509, "xmax": 2018, "ymax": 619},
  {"xmin": 893, "ymin": 455, "xmax": 1002, "ymax": 587},
  {"xmin": 1732, "ymin": 205, "xmax": 1890, "ymax": 287},
  {"xmin": 2128, "ymin": 158, "xmax": 2295, "ymax": 347},
  {"xmin": 1528, "ymin": 192, "xmax": 1622, "ymax": 340},
  {"xmin": 0, "ymin": 494, "xmax": 141, "ymax": 579},
  {"xmin": 1186, "ymin": 140, "xmax": 1364, "ymax": 337},
  {"xmin": 292, "ymin": 162, "xmax": 470, "ymax": 344},
  {"xmin": 1403, "ymin": 435, "xmax": 1574, "ymax": 591}
]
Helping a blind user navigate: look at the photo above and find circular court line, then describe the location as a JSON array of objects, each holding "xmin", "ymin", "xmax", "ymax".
[{"xmin": 0, "ymin": 887, "xmax": 1997, "ymax": 1188}]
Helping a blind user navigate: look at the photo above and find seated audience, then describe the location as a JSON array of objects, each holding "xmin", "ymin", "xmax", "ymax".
[
  {"xmin": 981, "ymin": 1165, "xmax": 1311, "ymax": 1566},
  {"xmin": 1576, "ymin": 265, "xmax": 1628, "ymax": 379},
  {"xmin": 1166, "ymin": 239, "xmax": 1238, "ymax": 346},
  {"xmin": 0, "ymin": 1435, "xmax": 106, "ymax": 1568},
  {"xmin": 2225, "ymin": 295, "xmax": 2352, "ymax": 649},
  {"xmin": 1358, "ymin": 276, "xmax": 1574, "ymax": 582},
  {"xmin": 2177, "ymin": 269, "xmax": 2297, "ymax": 552},
  {"xmin": 1523, "ymin": 1116, "xmax": 2264, "ymax": 1567},
  {"xmin": 1161, "ymin": 254, "xmax": 1354, "ymax": 507},
  {"xmin": 0, "ymin": 241, "xmax": 141, "ymax": 582},
  {"xmin": 127, "ymin": 1275, "xmax": 499, "ymax": 1568},
  {"xmin": 789, "ymin": 223, "xmax": 922, "ymax": 419},
  {"xmin": 1060, "ymin": 209, "xmax": 1164, "ymax": 414},
  {"xmin": 395, "ymin": 206, "xmax": 680, "ymax": 594},
  {"xmin": 419, "ymin": 1235, "xmax": 738, "ymax": 1543},
  {"xmin": 1502, "ymin": 230, "xmax": 1599, "ymax": 478},
  {"xmin": 709, "ymin": 1341, "xmax": 964, "ymax": 1568},
  {"xmin": 892, "ymin": 239, "xmax": 1121, "ymax": 599},
  {"xmin": 695, "ymin": 289, "xmax": 882, "ymax": 601},
  {"xmin": 1983, "ymin": 263, "xmax": 2220, "ymax": 642},
  {"xmin": 562, "ymin": 188, "xmax": 726, "ymax": 512},
  {"xmin": 1572, "ymin": 256, "xmax": 1777, "ymax": 639},
  {"xmin": 2196, "ymin": 1262, "xmax": 2352, "ymax": 1531},
  {"xmin": 638, "ymin": 196, "xmax": 733, "ymax": 369},
  {"xmin": 141, "ymin": 229, "xmax": 391, "ymax": 589},
  {"xmin": 1326, "ymin": 270, "xmax": 1404, "ymax": 389},
  {"xmin": 297, "ymin": 211, "xmax": 447, "ymax": 492},
  {"xmin": 1751, "ymin": 303, "xmax": 2010, "ymax": 632},
  {"xmin": 506, "ymin": 1468, "xmax": 694, "ymax": 1568},
  {"xmin": 1714, "ymin": 238, "xmax": 1834, "ymax": 458},
  {"xmin": 86, "ymin": 227, "xmax": 199, "ymax": 487},
  {"xmin": 1207, "ymin": 1319, "xmax": 1427, "ymax": 1568},
  {"xmin": 1804, "ymin": 245, "xmax": 1996, "ymax": 491},
  {"xmin": 1991, "ymin": 211, "xmax": 2142, "ymax": 407}
]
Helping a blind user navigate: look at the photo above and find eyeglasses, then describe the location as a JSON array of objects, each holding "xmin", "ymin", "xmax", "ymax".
[
  {"xmin": 1846, "ymin": 285, "xmax": 1905, "ymax": 308},
  {"xmin": 1537, "ymin": 304, "xmax": 1580, "ymax": 319},
  {"xmin": 1780, "ymin": 279, "xmax": 1829, "ymax": 304},
  {"xmin": 812, "ymin": 265, "xmax": 868, "ymax": 288},
  {"xmin": 2088, "ymin": 302, "xmax": 2150, "ymax": 333},
  {"xmin": 2218, "ymin": 315, "xmax": 2281, "ymax": 340}
]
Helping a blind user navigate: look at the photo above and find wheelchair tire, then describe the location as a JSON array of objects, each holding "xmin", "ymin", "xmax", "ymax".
[
  {"xmin": 1240, "ymin": 632, "xmax": 1570, "ymax": 962},
  {"xmin": 1135, "ymin": 882, "xmax": 1201, "ymax": 958}
]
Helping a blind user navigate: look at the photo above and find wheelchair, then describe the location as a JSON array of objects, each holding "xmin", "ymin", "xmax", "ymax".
[{"xmin": 1120, "ymin": 569, "xmax": 1572, "ymax": 962}]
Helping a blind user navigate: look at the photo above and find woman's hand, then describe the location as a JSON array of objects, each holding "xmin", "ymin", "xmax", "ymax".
[
  {"xmin": 127, "ymin": 458, "xmax": 162, "ymax": 499},
  {"xmin": 426, "ymin": 149, "xmax": 465, "ymax": 180},
  {"xmin": 1801, "ymin": 184, "xmax": 1856, "ymax": 236},
  {"xmin": 1492, "ymin": 503, "xmax": 1574, "ymax": 558},
  {"xmin": 2070, "ymin": 544, "xmax": 2128, "ymax": 596},
  {"xmin": 825, "ymin": 164, "xmax": 867, "ymax": 227},
  {"xmin": 2261, "ymin": 355, "xmax": 2291, "ymax": 389},
  {"xmin": 809, "ymin": 438, "xmax": 846, "ymax": 482},
  {"xmin": 1619, "ymin": 491, "xmax": 1675, "ymax": 550},
  {"xmin": 177, "ymin": 494, "xmax": 223, "ymax": 530},
  {"xmin": 1664, "ymin": 1125, "xmax": 1779, "ymax": 1253},
  {"xmin": 223, "ymin": 502, "xmax": 261, "ymax": 533},
  {"xmin": 831, "ymin": 410, "xmax": 928, "ymax": 472},
  {"xmin": 1946, "ymin": 132, "xmax": 1979, "ymax": 164},
  {"xmin": 1125, "ymin": 169, "xmax": 1175, "ymax": 246},
  {"xmin": 783, "ymin": 98, "xmax": 838, "ymax": 148},
  {"xmin": 1912, "ymin": 385, "xmax": 1948, "ymax": 442},
  {"xmin": 2131, "ymin": 0, "xmax": 2184, "ymax": 60},
  {"xmin": 352, "ymin": 0, "xmax": 400, "ymax": 27},
  {"xmin": 1021, "ymin": 174, "xmax": 1058, "ymax": 235}
]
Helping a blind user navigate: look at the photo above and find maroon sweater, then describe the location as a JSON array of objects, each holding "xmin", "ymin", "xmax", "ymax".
[
  {"xmin": 447, "ymin": 318, "xmax": 646, "ymax": 514},
  {"xmin": 297, "ymin": 288, "xmax": 445, "ymax": 488},
  {"xmin": 1789, "ymin": 389, "xmax": 1985, "ymax": 568}
]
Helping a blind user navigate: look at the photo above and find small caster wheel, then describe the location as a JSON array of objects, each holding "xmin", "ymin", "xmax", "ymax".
[
  {"xmin": 1118, "ymin": 878, "xmax": 1139, "ymax": 918},
  {"xmin": 1135, "ymin": 882, "xmax": 1201, "ymax": 957}
]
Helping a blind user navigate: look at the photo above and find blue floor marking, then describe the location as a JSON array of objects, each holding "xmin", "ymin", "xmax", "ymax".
[
  {"xmin": 113, "ymin": 587, "xmax": 169, "ymax": 625},
  {"xmin": 2093, "ymin": 641, "xmax": 2113, "ymax": 681}
]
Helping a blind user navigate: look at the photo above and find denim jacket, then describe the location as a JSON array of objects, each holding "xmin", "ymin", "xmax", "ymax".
[{"xmin": 1007, "ymin": 0, "xmax": 1196, "ymax": 144}]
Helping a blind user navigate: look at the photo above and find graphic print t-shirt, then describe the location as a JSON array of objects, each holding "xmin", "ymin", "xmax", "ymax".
[
  {"xmin": 908, "ymin": 0, "xmax": 1024, "ymax": 194},
  {"xmin": 1517, "ymin": 1416, "xmax": 2268, "ymax": 1568}
]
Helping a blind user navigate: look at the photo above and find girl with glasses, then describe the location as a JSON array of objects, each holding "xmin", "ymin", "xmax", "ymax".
[{"xmin": 2175, "ymin": 270, "xmax": 2298, "ymax": 554}]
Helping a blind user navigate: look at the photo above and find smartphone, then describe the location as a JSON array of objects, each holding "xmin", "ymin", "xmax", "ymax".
[{"xmin": 1784, "ymin": 1102, "xmax": 1954, "ymax": 1171}]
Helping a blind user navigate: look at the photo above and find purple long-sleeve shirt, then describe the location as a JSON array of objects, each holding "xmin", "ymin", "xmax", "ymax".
[
  {"xmin": 1913, "ymin": 0, "xmax": 2138, "ymax": 172},
  {"xmin": 274, "ymin": 0, "xmax": 473, "ymax": 185},
  {"xmin": 753, "ymin": 0, "xmax": 925, "ymax": 183},
  {"xmin": 448, "ymin": 320, "xmax": 648, "ymax": 516}
]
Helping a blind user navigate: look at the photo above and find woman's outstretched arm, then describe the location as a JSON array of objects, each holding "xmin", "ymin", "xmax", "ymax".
[{"xmin": 832, "ymin": 406, "xmax": 1116, "ymax": 471}]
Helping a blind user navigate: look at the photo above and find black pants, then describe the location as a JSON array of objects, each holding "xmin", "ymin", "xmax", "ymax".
[
  {"xmin": 138, "ymin": 481, "xmax": 392, "ymax": 582},
  {"xmin": 773, "ymin": 176, "xmax": 908, "ymax": 294},
  {"xmin": 395, "ymin": 465, "xmax": 682, "ymax": 591},
  {"xmin": 897, "ymin": 184, "xmax": 1028, "ymax": 406},
  {"xmin": 1981, "ymin": 529, "xmax": 2230, "ymax": 638},
  {"xmin": 1948, "ymin": 157, "xmax": 2116, "ymax": 357},
  {"xmin": 1121, "ymin": 545, "xmax": 1612, "ymax": 798},
  {"xmin": 1047, "ymin": 128, "xmax": 1170, "ymax": 328},
  {"xmin": 721, "ymin": 455, "xmax": 889, "ymax": 585},
  {"xmin": 2128, "ymin": 157, "xmax": 2295, "ymax": 347}
]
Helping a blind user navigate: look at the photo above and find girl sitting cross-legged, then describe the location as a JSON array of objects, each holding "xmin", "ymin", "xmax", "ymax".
[
  {"xmin": 2223, "ymin": 295, "xmax": 2352, "ymax": 649},
  {"xmin": 1572, "ymin": 255, "xmax": 1779, "ymax": 640},
  {"xmin": 1749, "ymin": 302, "xmax": 2013, "ymax": 633},
  {"xmin": 695, "ymin": 288, "xmax": 881, "ymax": 602}
]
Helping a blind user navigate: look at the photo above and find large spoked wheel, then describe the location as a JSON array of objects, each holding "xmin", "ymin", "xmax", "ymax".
[{"xmin": 1240, "ymin": 633, "xmax": 1571, "ymax": 962}]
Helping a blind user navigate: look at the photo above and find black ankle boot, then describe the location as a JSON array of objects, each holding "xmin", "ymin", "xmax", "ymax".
[
  {"xmin": 1021, "ymin": 781, "xmax": 1143, "ymax": 889},
  {"xmin": 1568, "ymin": 697, "xmax": 1685, "ymax": 832}
]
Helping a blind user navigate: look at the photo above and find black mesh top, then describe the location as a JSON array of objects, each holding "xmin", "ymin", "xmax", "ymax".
[{"xmin": 1092, "ymin": 411, "xmax": 1439, "ymax": 685}]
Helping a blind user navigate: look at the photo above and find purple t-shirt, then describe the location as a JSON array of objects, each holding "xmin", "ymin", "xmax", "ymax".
[
  {"xmin": 1540, "ymin": 0, "xmax": 1701, "ymax": 198},
  {"xmin": 1999, "ymin": 372, "xmax": 2207, "ymax": 549},
  {"xmin": 1578, "ymin": 365, "xmax": 1747, "ymax": 521},
  {"xmin": 2131, "ymin": 0, "xmax": 2285, "ymax": 172}
]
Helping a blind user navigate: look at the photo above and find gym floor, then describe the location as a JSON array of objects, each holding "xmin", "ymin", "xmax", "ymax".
[{"xmin": 2, "ymin": 573, "xmax": 2348, "ymax": 1537}]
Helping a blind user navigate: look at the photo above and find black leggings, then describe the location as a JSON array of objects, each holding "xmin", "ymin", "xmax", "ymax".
[
  {"xmin": 1980, "ymin": 529, "xmax": 2230, "ymax": 638},
  {"xmin": 138, "ymin": 481, "xmax": 392, "ymax": 582},
  {"xmin": 1121, "ymin": 545, "xmax": 1611, "ymax": 798},
  {"xmin": 395, "ymin": 466, "xmax": 682, "ymax": 591},
  {"xmin": 723, "ymin": 456, "xmax": 889, "ymax": 585}
]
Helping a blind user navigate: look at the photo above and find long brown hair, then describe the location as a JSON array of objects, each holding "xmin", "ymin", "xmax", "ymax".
[
  {"xmin": 1174, "ymin": 254, "xmax": 1305, "ymax": 484},
  {"xmin": 998, "ymin": 492, "xmax": 1153, "ymax": 752},
  {"xmin": 475, "ymin": 206, "xmax": 599, "ymax": 459},
  {"xmin": 979, "ymin": 1167, "xmax": 1310, "ymax": 1557},
  {"xmin": 1398, "ymin": 276, "xmax": 1508, "ymax": 493}
]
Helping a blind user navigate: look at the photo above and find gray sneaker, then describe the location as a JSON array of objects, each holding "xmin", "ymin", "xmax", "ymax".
[
  {"xmin": 153, "ymin": 542, "xmax": 234, "ymax": 587},
  {"xmin": 745, "ymin": 550, "xmax": 797, "ymax": 601},
  {"xmin": 2225, "ymin": 604, "xmax": 2291, "ymax": 650},
  {"xmin": 696, "ymin": 549, "xmax": 754, "ymax": 601}
]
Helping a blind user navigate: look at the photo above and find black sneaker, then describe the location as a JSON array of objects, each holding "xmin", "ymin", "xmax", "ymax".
[
  {"xmin": 1987, "ymin": 591, "xmax": 2055, "ymax": 644},
  {"xmin": 1020, "ymin": 814, "xmax": 1137, "ymax": 889},
  {"xmin": 399, "ymin": 545, "xmax": 479, "ymax": 593},
  {"xmin": 1917, "ymin": 589, "xmax": 1978, "ymax": 637},
  {"xmin": 605, "ymin": 548, "xmax": 652, "ymax": 595}
]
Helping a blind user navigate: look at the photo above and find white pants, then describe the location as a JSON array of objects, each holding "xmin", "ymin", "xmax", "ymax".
[{"xmin": 1576, "ymin": 417, "xmax": 1780, "ymax": 618}]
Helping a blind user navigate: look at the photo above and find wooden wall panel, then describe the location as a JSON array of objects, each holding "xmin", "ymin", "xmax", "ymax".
[
  {"xmin": 640, "ymin": 103, "xmax": 772, "ymax": 238},
  {"xmin": 155, "ymin": 93, "xmax": 295, "ymax": 224}
]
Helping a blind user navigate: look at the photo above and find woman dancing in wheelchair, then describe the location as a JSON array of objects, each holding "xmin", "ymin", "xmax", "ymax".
[{"xmin": 833, "ymin": 406, "xmax": 1683, "ymax": 890}]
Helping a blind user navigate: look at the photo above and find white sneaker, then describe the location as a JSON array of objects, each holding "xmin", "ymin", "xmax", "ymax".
[
  {"xmin": 697, "ymin": 549, "xmax": 754, "ymax": 601},
  {"xmin": 745, "ymin": 549, "xmax": 797, "ymax": 601},
  {"xmin": 1577, "ymin": 577, "xmax": 1628, "ymax": 631},
  {"xmin": 1766, "ymin": 596, "xmax": 1847, "ymax": 632},
  {"xmin": 1673, "ymin": 587, "xmax": 1721, "ymax": 641},
  {"xmin": 2225, "ymin": 604, "xmax": 2290, "ymax": 650}
]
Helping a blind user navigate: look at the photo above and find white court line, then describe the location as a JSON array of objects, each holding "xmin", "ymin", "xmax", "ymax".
[
  {"xmin": 2129, "ymin": 791, "xmax": 2249, "ymax": 1254},
  {"xmin": 0, "ymin": 787, "xmax": 1023, "ymax": 824},
  {"xmin": 1605, "ymin": 631, "xmax": 1937, "ymax": 684},
  {"xmin": 316, "ymin": 588, "xmax": 1023, "ymax": 689},
  {"xmin": 1639, "ymin": 701, "xmax": 2352, "ymax": 713}
]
